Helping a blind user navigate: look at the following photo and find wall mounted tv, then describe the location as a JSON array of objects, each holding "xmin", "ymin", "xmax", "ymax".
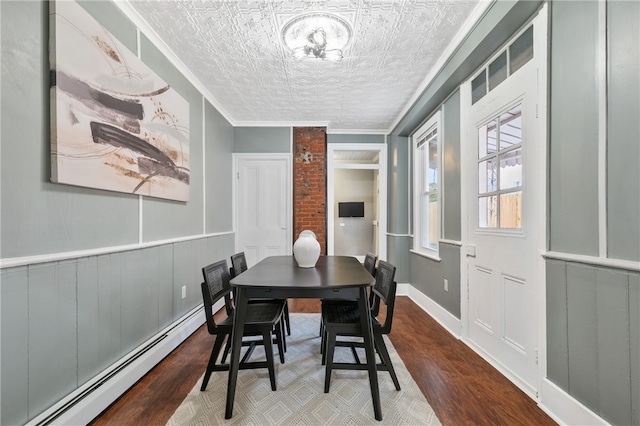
[{"xmin": 338, "ymin": 202, "xmax": 365, "ymax": 218}]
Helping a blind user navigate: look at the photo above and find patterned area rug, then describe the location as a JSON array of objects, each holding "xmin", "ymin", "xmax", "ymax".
[{"xmin": 167, "ymin": 313, "xmax": 440, "ymax": 425}]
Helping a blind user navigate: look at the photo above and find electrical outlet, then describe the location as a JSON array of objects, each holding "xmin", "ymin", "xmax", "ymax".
[
  {"xmin": 181, "ymin": 285, "xmax": 186, "ymax": 299},
  {"xmin": 444, "ymin": 279, "xmax": 448, "ymax": 292}
]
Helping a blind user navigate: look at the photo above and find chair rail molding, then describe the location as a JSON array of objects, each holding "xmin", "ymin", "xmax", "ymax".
[{"xmin": 0, "ymin": 231, "xmax": 234, "ymax": 269}]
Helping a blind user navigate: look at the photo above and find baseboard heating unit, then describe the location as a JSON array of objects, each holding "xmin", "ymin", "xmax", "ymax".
[{"xmin": 26, "ymin": 305, "xmax": 208, "ymax": 426}]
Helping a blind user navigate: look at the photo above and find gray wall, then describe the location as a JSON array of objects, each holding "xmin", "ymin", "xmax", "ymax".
[
  {"xmin": 546, "ymin": 1, "xmax": 640, "ymax": 424},
  {"xmin": 607, "ymin": 0, "xmax": 640, "ymax": 262},
  {"xmin": 0, "ymin": 1, "xmax": 235, "ymax": 424},
  {"xmin": 547, "ymin": 261, "xmax": 639, "ymax": 426},
  {"xmin": 548, "ymin": 1, "xmax": 600, "ymax": 256},
  {"xmin": 327, "ymin": 133, "xmax": 385, "ymax": 144},
  {"xmin": 206, "ymin": 102, "xmax": 235, "ymax": 232},
  {"xmin": 234, "ymin": 127, "xmax": 291, "ymax": 153},
  {"xmin": 386, "ymin": 134, "xmax": 410, "ymax": 283}
]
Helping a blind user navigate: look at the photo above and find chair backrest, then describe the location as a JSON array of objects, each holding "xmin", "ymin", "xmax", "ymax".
[
  {"xmin": 201, "ymin": 259, "xmax": 233, "ymax": 332},
  {"xmin": 371, "ymin": 260, "xmax": 397, "ymax": 334},
  {"xmin": 363, "ymin": 252, "xmax": 377, "ymax": 276},
  {"xmin": 230, "ymin": 252, "xmax": 248, "ymax": 278}
]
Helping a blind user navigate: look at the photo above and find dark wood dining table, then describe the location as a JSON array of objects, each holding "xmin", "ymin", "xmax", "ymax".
[{"xmin": 226, "ymin": 255, "xmax": 382, "ymax": 420}]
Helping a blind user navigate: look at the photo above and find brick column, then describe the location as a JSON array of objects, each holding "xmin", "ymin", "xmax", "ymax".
[{"xmin": 293, "ymin": 127, "xmax": 327, "ymax": 254}]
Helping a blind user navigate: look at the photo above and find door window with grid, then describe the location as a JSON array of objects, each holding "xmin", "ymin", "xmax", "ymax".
[{"xmin": 477, "ymin": 103, "xmax": 523, "ymax": 229}]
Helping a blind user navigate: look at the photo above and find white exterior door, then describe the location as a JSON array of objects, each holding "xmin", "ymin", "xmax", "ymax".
[
  {"xmin": 460, "ymin": 13, "xmax": 546, "ymax": 398},
  {"xmin": 234, "ymin": 154, "xmax": 292, "ymax": 267}
]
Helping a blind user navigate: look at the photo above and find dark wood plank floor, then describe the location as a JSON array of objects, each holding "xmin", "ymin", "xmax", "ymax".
[{"xmin": 90, "ymin": 297, "xmax": 556, "ymax": 425}]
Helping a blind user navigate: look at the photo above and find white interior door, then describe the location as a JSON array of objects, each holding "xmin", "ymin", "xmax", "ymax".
[
  {"xmin": 234, "ymin": 155, "xmax": 292, "ymax": 267},
  {"xmin": 460, "ymin": 14, "xmax": 546, "ymax": 398}
]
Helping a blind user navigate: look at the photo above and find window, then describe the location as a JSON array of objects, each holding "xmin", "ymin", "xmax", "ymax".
[
  {"xmin": 413, "ymin": 113, "xmax": 440, "ymax": 256},
  {"xmin": 472, "ymin": 25, "xmax": 534, "ymax": 104},
  {"xmin": 477, "ymin": 103, "xmax": 523, "ymax": 229}
]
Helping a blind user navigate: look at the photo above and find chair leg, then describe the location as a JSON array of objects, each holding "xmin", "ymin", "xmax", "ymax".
[
  {"xmin": 280, "ymin": 319, "xmax": 287, "ymax": 352},
  {"xmin": 323, "ymin": 330, "xmax": 336, "ymax": 393},
  {"xmin": 221, "ymin": 336, "xmax": 231, "ymax": 364},
  {"xmin": 263, "ymin": 330, "xmax": 277, "ymax": 391},
  {"xmin": 275, "ymin": 322, "xmax": 285, "ymax": 364},
  {"xmin": 374, "ymin": 333, "xmax": 401, "ymax": 391},
  {"xmin": 201, "ymin": 334, "xmax": 226, "ymax": 391},
  {"xmin": 284, "ymin": 300, "xmax": 291, "ymax": 336}
]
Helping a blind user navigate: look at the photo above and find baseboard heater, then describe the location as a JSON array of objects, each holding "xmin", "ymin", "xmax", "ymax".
[{"xmin": 27, "ymin": 304, "xmax": 209, "ymax": 426}]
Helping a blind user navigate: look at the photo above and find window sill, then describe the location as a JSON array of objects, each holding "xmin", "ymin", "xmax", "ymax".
[{"xmin": 410, "ymin": 249, "xmax": 441, "ymax": 262}]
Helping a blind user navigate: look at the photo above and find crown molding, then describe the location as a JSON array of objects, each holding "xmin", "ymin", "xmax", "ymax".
[
  {"xmin": 113, "ymin": 1, "xmax": 237, "ymax": 126},
  {"xmin": 235, "ymin": 122, "xmax": 388, "ymax": 135},
  {"xmin": 235, "ymin": 120, "xmax": 330, "ymax": 128},
  {"xmin": 326, "ymin": 128, "xmax": 388, "ymax": 135}
]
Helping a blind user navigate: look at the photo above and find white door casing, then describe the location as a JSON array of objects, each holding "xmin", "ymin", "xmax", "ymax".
[
  {"xmin": 327, "ymin": 143, "xmax": 387, "ymax": 261},
  {"xmin": 460, "ymin": 9, "xmax": 547, "ymax": 399},
  {"xmin": 233, "ymin": 154, "xmax": 292, "ymax": 267}
]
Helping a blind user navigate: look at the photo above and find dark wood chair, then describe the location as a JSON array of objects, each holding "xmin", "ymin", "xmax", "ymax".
[
  {"xmin": 321, "ymin": 259, "xmax": 401, "ymax": 393},
  {"xmin": 200, "ymin": 259, "xmax": 286, "ymax": 392},
  {"xmin": 231, "ymin": 252, "xmax": 291, "ymax": 336},
  {"xmin": 319, "ymin": 252, "xmax": 377, "ymax": 340},
  {"xmin": 363, "ymin": 252, "xmax": 377, "ymax": 276}
]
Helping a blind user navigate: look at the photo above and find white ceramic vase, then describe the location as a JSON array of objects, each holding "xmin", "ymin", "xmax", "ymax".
[{"xmin": 293, "ymin": 231, "xmax": 320, "ymax": 268}]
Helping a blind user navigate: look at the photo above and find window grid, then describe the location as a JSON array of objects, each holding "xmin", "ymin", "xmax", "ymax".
[
  {"xmin": 477, "ymin": 104, "xmax": 523, "ymax": 229},
  {"xmin": 471, "ymin": 24, "xmax": 533, "ymax": 105}
]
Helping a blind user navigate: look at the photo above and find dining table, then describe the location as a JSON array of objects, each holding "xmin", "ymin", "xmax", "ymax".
[{"xmin": 226, "ymin": 255, "xmax": 382, "ymax": 420}]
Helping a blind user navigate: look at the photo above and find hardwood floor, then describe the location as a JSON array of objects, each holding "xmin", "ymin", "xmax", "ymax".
[{"xmin": 90, "ymin": 297, "xmax": 556, "ymax": 425}]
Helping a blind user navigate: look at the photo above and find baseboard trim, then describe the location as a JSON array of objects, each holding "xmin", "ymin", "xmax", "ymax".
[
  {"xmin": 463, "ymin": 338, "xmax": 537, "ymax": 400},
  {"xmin": 539, "ymin": 379, "xmax": 609, "ymax": 426},
  {"xmin": 27, "ymin": 303, "xmax": 213, "ymax": 426},
  {"xmin": 397, "ymin": 283, "xmax": 461, "ymax": 338}
]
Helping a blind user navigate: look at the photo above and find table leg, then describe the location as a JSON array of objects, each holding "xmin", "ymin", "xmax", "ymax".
[
  {"xmin": 225, "ymin": 287, "xmax": 248, "ymax": 419},
  {"xmin": 358, "ymin": 286, "xmax": 382, "ymax": 420}
]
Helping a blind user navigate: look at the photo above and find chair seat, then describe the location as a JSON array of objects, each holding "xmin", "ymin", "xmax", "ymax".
[
  {"xmin": 218, "ymin": 301, "xmax": 285, "ymax": 330},
  {"xmin": 322, "ymin": 301, "xmax": 361, "ymax": 324},
  {"xmin": 242, "ymin": 301, "xmax": 285, "ymax": 324}
]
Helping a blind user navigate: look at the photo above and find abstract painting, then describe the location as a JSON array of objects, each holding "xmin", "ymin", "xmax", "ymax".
[{"xmin": 50, "ymin": 0, "xmax": 190, "ymax": 201}]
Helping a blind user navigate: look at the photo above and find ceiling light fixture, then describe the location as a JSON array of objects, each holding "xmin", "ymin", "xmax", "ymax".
[{"xmin": 281, "ymin": 13, "xmax": 352, "ymax": 61}]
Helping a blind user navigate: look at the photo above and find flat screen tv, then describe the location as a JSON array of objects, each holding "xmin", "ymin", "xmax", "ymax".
[{"xmin": 338, "ymin": 202, "xmax": 365, "ymax": 218}]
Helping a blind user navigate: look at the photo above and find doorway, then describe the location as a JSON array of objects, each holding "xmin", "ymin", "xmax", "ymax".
[
  {"xmin": 233, "ymin": 154, "xmax": 293, "ymax": 267},
  {"xmin": 327, "ymin": 143, "xmax": 387, "ymax": 262}
]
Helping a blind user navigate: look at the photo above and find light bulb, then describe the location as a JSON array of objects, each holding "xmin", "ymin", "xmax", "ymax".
[{"xmin": 323, "ymin": 49, "xmax": 343, "ymax": 61}]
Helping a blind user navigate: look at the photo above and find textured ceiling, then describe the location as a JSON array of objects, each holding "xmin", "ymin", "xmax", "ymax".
[{"xmin": 123, "ymin": 0, "xmax": 484, "ymax": 133}]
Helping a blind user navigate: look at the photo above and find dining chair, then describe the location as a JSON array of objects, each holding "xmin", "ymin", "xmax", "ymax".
[
  {"xmin": 321, "ymin": 259, "xmax": 401, "ymax": 393},
  {"xmin": 231, "ymin": 252, "xmax": 291, "ymax": 336},
  {"xmin": 200, "ymin": 259, "xmax": 286, "ymax": 392},
  {"xmin": 319, "ymin": 252, "xmax": 377, "ymax": 340}
]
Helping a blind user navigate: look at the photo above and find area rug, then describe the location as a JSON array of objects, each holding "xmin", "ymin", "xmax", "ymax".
[{"xmin": 167, "ymin": 313, "xmax": 440, "ymax": 425}]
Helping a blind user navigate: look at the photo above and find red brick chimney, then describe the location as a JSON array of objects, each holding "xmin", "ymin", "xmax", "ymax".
[{"xmin": 293, "ymin": 127, "xmax": 327, "ymax": 254}]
